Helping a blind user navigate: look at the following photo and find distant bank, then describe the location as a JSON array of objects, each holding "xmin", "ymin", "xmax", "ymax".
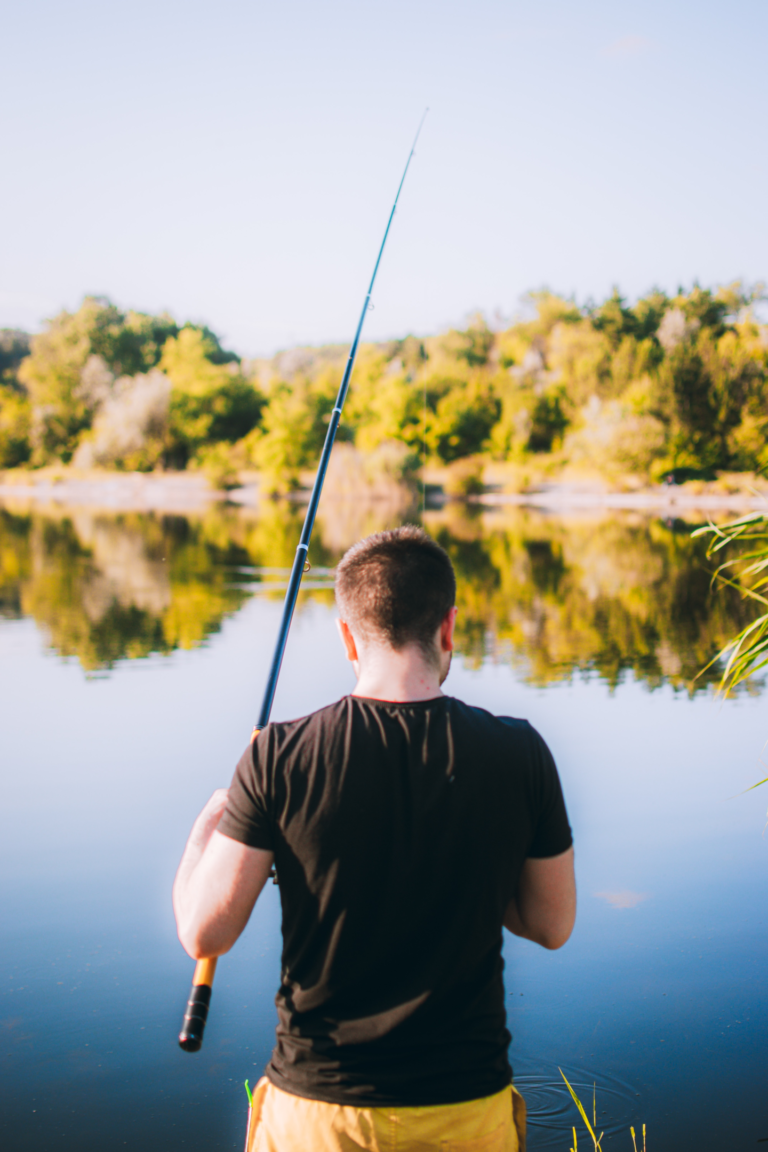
[{"xmin": 1, "ymin": 463, "xmax": 766, "ymax": 519}]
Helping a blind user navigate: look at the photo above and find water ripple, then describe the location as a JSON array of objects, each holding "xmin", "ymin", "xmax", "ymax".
[{"xmin": 512, "ymin": 1055, "xmax": 643, "ymax": 1149}]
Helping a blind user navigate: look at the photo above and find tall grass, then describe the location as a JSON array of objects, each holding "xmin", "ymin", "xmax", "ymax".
[
  {"xmin": 693, "ymin": 511, "xmax": 768, "ymax": 793},
  {"xmin": 693, "ymin": 512, "xmax": 768, "ymax": 696}
]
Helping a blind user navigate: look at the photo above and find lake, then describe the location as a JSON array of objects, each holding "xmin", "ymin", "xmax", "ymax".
[{"xmin": 1, "ymin": 494, "xmax": 766, "ymax": 1151}]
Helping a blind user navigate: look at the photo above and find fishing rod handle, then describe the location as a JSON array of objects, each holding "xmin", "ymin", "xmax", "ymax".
[{"xmin": 178, "ymin": 956, "xmax": 217, "ymax": 1052}]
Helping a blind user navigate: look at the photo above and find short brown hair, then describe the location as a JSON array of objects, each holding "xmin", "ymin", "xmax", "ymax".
[{"xmin": 335, "ymin": 526, "xmax": 456, "ymax": 659}]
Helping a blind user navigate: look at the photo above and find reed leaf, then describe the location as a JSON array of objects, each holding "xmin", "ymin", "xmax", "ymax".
[
  {"xmin": 559, "ymin": 1069, "xmax": 603, "ymax": 1150},
  {"xmin": 694, "ymin": 513, "xmax": 768, "ymax": 694}
]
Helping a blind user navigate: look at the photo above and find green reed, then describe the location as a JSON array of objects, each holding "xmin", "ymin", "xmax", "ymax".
[
  {"xmin": 559, "ymin": 1069, "xmax": 646, "ymax": 1151},
  {"xmin": 693, "ymin": 511, "xmax": 768, "ymax": 701}
]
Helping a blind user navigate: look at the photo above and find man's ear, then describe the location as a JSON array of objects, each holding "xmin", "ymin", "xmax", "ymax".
[
  {"xmin": 440, "ymin": 606, "xmax": 458, "ymax": 652},
  {"xmin": 336, "ymin": 618, "xmax": 359, "ymax": 663}
]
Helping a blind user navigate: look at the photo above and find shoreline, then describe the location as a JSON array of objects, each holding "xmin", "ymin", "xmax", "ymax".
[
  {"xmin": 0, "ymin": 471, "xmax": 256, "ymax": 514},
  {"xmin": 472, "ymin": 487, "xmax": 768, "ymax": 513},
  {"xmin": 1, "ymin": 468, "xmax": 766, "ymax": 516}
]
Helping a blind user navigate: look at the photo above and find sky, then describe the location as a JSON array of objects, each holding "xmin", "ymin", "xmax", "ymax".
[{"xmin": 1, "ymin": 0, "xmax": 767, "ymax": 356}]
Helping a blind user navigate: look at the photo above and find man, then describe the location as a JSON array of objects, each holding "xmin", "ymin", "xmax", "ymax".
[{"xmin": 174, "ymin": 526, "xmax": 575, "ymax": 1152}]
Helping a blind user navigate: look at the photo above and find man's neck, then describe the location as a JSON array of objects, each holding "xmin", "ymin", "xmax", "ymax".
[{"xmin": 351, "ymin": 644, "xmax": 444, "ymax": 703}]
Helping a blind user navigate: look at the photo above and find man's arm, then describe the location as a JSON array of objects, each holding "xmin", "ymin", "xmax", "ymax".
[
  {"xmin": 503, "ymin": 846, "xmax": 576, "ymax": 950},
  {"xmin": 173, "ymin": 788, "xmax": 274, "ymax": 960}
]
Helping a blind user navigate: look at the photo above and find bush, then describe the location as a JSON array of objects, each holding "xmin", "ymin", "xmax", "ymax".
[
  {"xmin": 444, "ymin": 458, "xmax": 485, "ymax": 497},
  {"xmin": 252, "ymin": 373, "xmax": 337, "ymax": 494},
  {"xmin": 565, "ymin": 398, "xmax": 667, "ymax": 475},
  {"xmin": 429, "ymin": 380, "xmax": 500, "ymax": 462},
  {"xmin": 194, "ymin": 443, "xmax": 241, "ymax": 491},
  {"xmin": 73, "ymin": 370, "xmax": 171, "ymax": 470},
  {"xmin": 0, "ymin": 385, "xmax": 32, "ymax": 467},
  {"xmin": 19, "ymin": 297, "xmax": 178, "ymax": 464},
  {"xmin": 161, "ymin": 329, "xmax": 265, "ymax": 468},
  {"xmin": 527, "ymin": 391, "xmax": 568, "ymax": 453}
]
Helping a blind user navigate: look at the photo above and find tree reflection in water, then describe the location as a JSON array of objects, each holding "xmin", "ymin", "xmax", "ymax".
[
  {"xmin": 427, "ymin": 503, "xmax": 761, "ymax": 691},
  {"xmin": 0, "ymin": 501, "xmax": 331, "ymax": 670},
  {"xmin": 0, "ymin": 498, "xmax": 760, "ymax": 692}
]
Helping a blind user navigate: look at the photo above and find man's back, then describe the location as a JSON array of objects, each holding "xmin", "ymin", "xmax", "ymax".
[
  {"xmin": 220, "ymin": 694, "xmax": 572, "ymax": 1106},
  {"xmin": 174, "ymin": 527, "xmax": 575, "ymax": 1150}
]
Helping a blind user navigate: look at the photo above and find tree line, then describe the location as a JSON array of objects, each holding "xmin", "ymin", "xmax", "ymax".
[{"xmin": 1, "ymin": 284, "xmax": 766, "ymax": 490}]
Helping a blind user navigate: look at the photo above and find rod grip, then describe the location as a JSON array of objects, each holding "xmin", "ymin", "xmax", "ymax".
[{"xmin": 178, "ymin": 957, "xmax": 217, "ymax": 1053}]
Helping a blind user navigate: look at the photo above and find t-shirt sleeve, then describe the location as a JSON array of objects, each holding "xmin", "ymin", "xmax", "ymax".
[
  {"xmin": 217, "ymin": 739, "xmax": 274, "ymax": 851},
  {"xmin": 525, "ymin": 727, "xmax": 573, "ymax": 858}
]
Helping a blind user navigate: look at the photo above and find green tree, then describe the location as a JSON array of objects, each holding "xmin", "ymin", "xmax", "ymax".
[
  {"xmin": 591, "ymin": 288, "xmax": 641, "ymax": 348},
  {"xmin": 0, "ymin": 329, "xmax": 31, "ymax": 386},
  {"xmin": 0, "ymin": 385, "xmax": 32, "ymax": 467},
  {"xmin": 344, "ymin": 352, "xmax": 425, "ymax": 454},
  {"xmin": 0, "ymin": 332, "xmax": 33, "ymax": 466},
  {"xmin": 428, "ymin": 377, "xmax": 500, "ymax": 462},
  {"xmin": 251, "ymin": 370, "xmax": 337, "ymax": 494},
  {"xmin": 439, "ymin": 315, "xmax": 495, "ymax": 367},
  {"xmin": 160, "ymin": 328, "xmax": 264, "ymax": 468},
  {"xmin": 548, "ymin": 320, "xmax": 612, "ymax": 405},
  {"xmin": 632, "ymin": 289, "xmax": 669, "ymax": 341},
  {"xmin": 527, "ymin": 390, "xmax": 568, "ymax": 453},
  {"xmin": 654, "ymin": 318, "xmax": 765, "ymax": 472}
]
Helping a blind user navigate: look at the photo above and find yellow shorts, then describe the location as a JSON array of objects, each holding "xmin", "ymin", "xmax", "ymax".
[{"xmin": 245, "ymin": 1077, "xmax": 527, "ymax": 1152}]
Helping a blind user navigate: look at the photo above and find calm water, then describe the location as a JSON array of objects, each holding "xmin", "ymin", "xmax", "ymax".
[{"xmin": 1, "ymin": 497, "xmax": 767, "ymax": 1151}]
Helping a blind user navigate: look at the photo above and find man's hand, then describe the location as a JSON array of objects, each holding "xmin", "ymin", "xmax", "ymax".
[
  {"xmin": 173, "ymin": 789, "xmax": 274, "ymax": 961},
  {"xmin": 503, "ymin": 847, "xmax": 576, "ymax": 950}
]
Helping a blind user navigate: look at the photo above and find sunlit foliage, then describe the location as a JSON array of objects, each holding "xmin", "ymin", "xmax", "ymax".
[
  {"xmin": 0, "ymin": 330, "xmax": 33, "ymax": 468},
  {"xmin": 10, "ymin": 298, "xmax": 264, "ymax": 473},
  {"xmin": 160, "ymin": 328, "xmax": 265, "ymax": 469},
  {"xmin": 4, "ymin": 283, "xmax": 767, "ymax": 487},
  {"xmin": 248, "ymin": 367, "xmax": 340, "ymax": 494},
  {"xmin": 18, "ymin": 298, "xmax": 179, "ymax": 464},
  {"xmin": 243, "ymin": 281, "xmax": 768, "ymax": 487}
]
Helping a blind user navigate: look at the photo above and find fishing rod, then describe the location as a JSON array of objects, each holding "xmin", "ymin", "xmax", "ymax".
[{"xmin": 179, "ymin": 110, "xmax": 428, "ymax": 1053}]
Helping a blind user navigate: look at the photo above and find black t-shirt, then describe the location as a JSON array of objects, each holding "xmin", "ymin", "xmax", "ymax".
[{"xmin": 219, "ymin": 694, "xmax": 572, "ymax": 1107}]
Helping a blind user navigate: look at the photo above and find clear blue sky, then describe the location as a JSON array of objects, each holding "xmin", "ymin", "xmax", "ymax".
[{"xmin": 2, "ymin": 0, "xmax": 766, "ymax": 355}]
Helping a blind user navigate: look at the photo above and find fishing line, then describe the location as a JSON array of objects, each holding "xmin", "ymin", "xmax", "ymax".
[
  {"xmin": 422, "ymin": 376, "xmax": 427, "ymax": 516},
  {"xmin": 178, "ymin": 109, "xmax": 429, "ymax": 1053}
]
